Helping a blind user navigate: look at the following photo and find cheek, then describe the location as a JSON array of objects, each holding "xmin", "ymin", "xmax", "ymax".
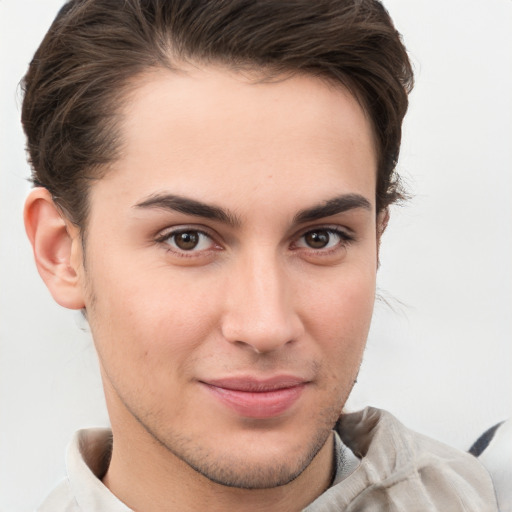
[
  {"xmin": 84, "ymin": 258, "xmax": 222, "ymax": 379},
  {"xmin": 300, "ymin": 265, "xmax": 376, "ymax": 372},
  {"xmin": 302, "ymin": 264, "xmax": 376, "ymax": 332}
]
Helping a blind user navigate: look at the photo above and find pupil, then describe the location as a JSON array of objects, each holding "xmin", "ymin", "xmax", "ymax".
[
  {"xmin": 175, "ymin": 232, "xmax": 199, "ymax": 250},
  {"xmin": 306, "ymin": 231, "xmax": 329, "ymax": 249}
]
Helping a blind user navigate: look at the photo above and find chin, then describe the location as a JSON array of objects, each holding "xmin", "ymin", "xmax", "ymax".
[
  {"xmin": 186, "ymin": 451, "xmax": 315, "ymax": 489},
  {"xmin": 164, "ymin": 419, "xmax": 333, "ymax": 490}
]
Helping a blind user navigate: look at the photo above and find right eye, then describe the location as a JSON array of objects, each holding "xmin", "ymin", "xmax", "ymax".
[{"xmin": 157, "ymin": 228, "xmax": 218, "ymax": 254}]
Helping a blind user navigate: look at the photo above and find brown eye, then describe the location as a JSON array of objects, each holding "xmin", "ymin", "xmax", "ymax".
[
  {"xmin": 295, "ymin": 228, "xmax": 352, "ymax": 252},
  {"xmin": 304, "ymin": 230, "xmax": 330, "ymax": 249},
  {"xmin": 157, "ymin": 228, "xmax": 219, "ymax": 257},
  {"xmin": 173, "ymin": 231, "xmax": 200, "ymax": 250}
]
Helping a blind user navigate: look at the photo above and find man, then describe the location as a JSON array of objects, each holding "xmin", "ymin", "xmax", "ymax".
[{"xmin": 21, "ymin": 0, "xmax": 497, "ymax": 510}]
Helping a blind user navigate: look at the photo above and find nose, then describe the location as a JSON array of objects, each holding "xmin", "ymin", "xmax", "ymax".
[{"xmin": 221, "ymin": 251, "xmax": 304, "ymax": 354}]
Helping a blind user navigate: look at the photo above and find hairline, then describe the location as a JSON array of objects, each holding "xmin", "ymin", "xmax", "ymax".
[{"xmin": 63, "ymin": 60, "xmax": 381, "ymax": 244}]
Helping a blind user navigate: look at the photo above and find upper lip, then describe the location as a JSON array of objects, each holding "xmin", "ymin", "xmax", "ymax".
[{"xmin": 201, "ymin": 375, "xmax": 308, "ymax": 392}]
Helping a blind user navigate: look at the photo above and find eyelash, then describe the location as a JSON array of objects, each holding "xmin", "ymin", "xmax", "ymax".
[
  {"xmin": 155, "ymin": 226, "xmax": 355, "ymax": 258},
  {"xmin": 155, "ymin": 227, "xmax": 220, "ymax": 257},
  {"xmin": 292, "ymin": 227, "xmax": 355, "ymax": 254}
]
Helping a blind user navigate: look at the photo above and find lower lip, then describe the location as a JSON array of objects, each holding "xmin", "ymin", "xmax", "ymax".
[{"xmin": 202, "ymin": 383, "xmax": 306, "ymax": 419}]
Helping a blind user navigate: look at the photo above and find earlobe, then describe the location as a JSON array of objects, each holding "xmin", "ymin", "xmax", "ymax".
[{"xmin": 24, "ymin": 188, "xmax": 85, "ymax": 310}]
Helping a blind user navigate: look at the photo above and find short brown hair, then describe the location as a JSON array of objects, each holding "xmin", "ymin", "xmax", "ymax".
[{"xmin": 21, "ymin": 0, "xmax": 413, "ymax": 228}]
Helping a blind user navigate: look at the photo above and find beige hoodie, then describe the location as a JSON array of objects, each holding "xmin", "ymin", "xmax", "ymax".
[
  {"xmin": 305, "ymin": 408, "xmax": 498, "ymax": 511},
  {"xmin": 38, "ymin": 407, "xmax": 497, "ymax": 511}
]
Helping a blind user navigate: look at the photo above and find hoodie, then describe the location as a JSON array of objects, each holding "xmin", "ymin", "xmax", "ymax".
[{"xmin": 38, "ymin": 407, "xmax": 498, "ymax": 511}]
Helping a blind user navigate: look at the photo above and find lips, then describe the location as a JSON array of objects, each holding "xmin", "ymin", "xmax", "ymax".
[{"xmin": 200, "ymin": 376, "xmax": 307, "ymax": 419}]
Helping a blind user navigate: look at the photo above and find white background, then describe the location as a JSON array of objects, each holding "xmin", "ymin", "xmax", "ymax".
[{"xmin": 1, "ymin": 1, "xmax": 511, "ymax": 510}]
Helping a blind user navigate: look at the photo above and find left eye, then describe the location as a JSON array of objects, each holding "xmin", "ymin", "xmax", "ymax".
[
  {"xmin": 296, "ymin": 229, "xmax": 348, "ymax": 250},
  {"xmin": 164, "ymin": 230, "xmax": 215, "ymax": 252}
]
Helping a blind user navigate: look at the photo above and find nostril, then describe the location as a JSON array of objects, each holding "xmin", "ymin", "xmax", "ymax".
[
  {"xmin": 236, "ymin": 337, "xmax": 295, "ymax": 355},
  {"xmin": 223, "ymin": 319, "xmax": 301, "ymax": 354}
]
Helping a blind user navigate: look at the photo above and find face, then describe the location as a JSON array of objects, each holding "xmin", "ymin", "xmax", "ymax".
[{"xmin": 75, "ymin": 66, "xmax": 380, "ymax": 488}]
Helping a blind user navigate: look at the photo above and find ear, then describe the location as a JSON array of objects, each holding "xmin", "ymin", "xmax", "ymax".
[
  {"xmin": 377, "ymin": 208, "xmax": 389, "ymax": 241},
  {"xmin": 24, "ymin": 188, "xmax": 85, "ymax": 309},
  {"xmin": 376, "ymin": 208, "xmax": 389, "ymax": 268}
]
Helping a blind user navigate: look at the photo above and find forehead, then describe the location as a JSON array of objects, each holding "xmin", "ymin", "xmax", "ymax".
[{"xmin": 91, "ymin": 66, "xmax": 377, "ymax": 216}]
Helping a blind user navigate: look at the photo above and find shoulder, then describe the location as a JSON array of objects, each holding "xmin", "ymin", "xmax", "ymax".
[
  {"xmin": 471, "ymin": 418, "xmax": 512, "ymax": 512},
  {"xmin": 36, "ymin": 428, "xmax": 130, "ymax": 512},
  {"xmin": 36, "ymin": 478, "xmax": 80, "ymax": 512},
  {"xmin": 329, "ymin": 407, "xmax": 497, "ymax": 511}
]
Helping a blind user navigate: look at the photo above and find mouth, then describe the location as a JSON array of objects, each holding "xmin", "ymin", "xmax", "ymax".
[{"xmin": 200, "ymin": 376, "xmax": 308, "ymax": 419}]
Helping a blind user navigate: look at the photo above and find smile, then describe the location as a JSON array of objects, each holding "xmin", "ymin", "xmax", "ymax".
[{"xmin": 200, "ymin": 376, "xmax": 308, "ymax": 419}]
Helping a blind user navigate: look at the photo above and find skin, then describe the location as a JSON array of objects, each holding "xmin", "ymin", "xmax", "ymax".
[{"xmin": 25, "ymin": 66, "xmax": 383, "ymax": 512}]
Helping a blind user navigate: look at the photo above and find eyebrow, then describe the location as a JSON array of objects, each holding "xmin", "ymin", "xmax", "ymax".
[
  {"xmin": 293, "ymin": 194, "xmax": 372, "ymax": 223},
  {"xmin": 134, "ymin": 193, "xmax": 242, "ymax": 227},
  {"xmin": 134, "ymin": 192, "xmax": 372, "ymax": 226}
]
